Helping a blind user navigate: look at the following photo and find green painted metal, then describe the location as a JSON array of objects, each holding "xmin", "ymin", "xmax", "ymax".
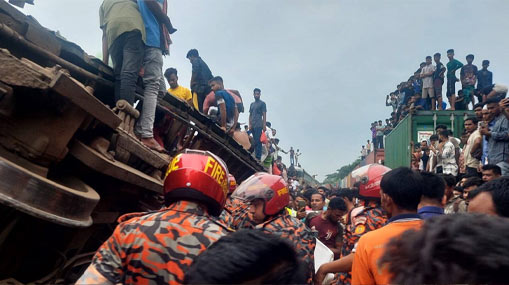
[{"xmin": 385, "ymin": 110, "xmax": 474, "ymax": 169}]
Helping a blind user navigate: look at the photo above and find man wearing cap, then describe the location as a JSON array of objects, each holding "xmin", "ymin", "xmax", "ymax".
[
  {"xmin": 351, "ymin": 167, "xmax": 424, "ymax": 285},
  {"xmin": 315, "ymin": 164, "xmax": 389, "ymax": 285},
  {"xmin": 77, "ymin": 150, "xmax": 231, "ymax": 284}
]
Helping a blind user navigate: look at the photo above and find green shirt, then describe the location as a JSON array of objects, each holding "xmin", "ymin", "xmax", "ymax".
[
  {"xmin": 446, "ymin": 59, "xmax": 463, "ymax": 79},
  {"xmin": 99, "ymin": 0, "xmax": 146, "ymax": 50}
]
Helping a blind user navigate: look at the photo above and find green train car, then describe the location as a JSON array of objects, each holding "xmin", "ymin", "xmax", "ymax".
[{"xmin": 385, "ymin": 110, "xmax": 475, "ymax": 169}]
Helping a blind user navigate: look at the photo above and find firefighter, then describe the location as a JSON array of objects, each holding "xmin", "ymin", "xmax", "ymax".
[
  {"xmin": 315, "ymin": 164, "xmax": 390, "ymax": 285},
  {"xmin": 232, "ymin": 172, "xmax": 316, "ymax": 283},
  {"xmin": 77, "ymin": 149, "xmax": 231, "ymax": 285}
]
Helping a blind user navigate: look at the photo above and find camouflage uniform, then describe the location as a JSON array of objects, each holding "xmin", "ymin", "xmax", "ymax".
[
  {"xmin": 256, "ymin": 213, "xmax": 316, "ymax": 284},
  {"xmin": 220, "ymin": 197, "xmax": 255, "ymax": 230},
  {"xmin": 77, "ymin": 201, "xmax": 229, "ymax": 285},
  {"xmin": 338, "ymin": 200, "xmax": 387, "ymax": 285}
]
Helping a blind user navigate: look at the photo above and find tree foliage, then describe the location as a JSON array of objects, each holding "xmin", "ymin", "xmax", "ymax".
[{"xmin": 322, "ymin": 159, "xmax": 361, "ymax": 185}]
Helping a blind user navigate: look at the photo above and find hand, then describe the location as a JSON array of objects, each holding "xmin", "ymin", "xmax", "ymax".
[
  {"xmin": 220, "ymin": 126, "xmax": 227, "ymax": 132},
  {"xmin": 500, "ymin": 98, "xmax": 509, "ymax": 108},
  {"xmin": 479, "ymin": 125, "xmax": 490, "ymax": 136},
  {"xmin": 314, "ymin": 265, "xmax": 327, "ymax": 285},
  {"xmin": 296, "ymin": 207, "xmax": 306, "ymax": 219}
]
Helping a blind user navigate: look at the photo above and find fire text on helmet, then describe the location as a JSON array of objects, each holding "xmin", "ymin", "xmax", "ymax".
[{"xmin": 204, "ymin": 157, "xmax": 228, "ymax": 196}]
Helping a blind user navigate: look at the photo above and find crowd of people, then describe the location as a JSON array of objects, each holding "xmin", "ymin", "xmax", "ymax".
[
  {"xmin": 100, "ymin": 0, "xmax": 301, "ymax": 174},
  {"xmin": 95, "ymin": 3, "xmax": 509, "ymax": 284},
  {"xmin": 76, "ymin": 153, "xmax": 509, "ymax": 285},
  {"xmin": 361, "ymin": 50, "xmax": 509, "ymax": 162}
]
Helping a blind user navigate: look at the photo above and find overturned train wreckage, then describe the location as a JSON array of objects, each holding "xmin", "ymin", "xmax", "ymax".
[{"xmin": 0, "ymin": 1, "xmax": 263, "ymax": 283}]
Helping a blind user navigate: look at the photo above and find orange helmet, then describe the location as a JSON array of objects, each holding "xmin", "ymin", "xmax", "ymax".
[
  {"xmin": 228, "ymin": 174, "xmax": 237, "ymax": 194},
  {"xmin": 164, "ymin": 149, "xmax": 229, "ymax": 216},
  {"xmin": 351, "ymin": 164, "xmax": 391, "ymax": 198},
  {"xmin": 232, "ymin": 172, "xmax": 289, "ymax": 216}
]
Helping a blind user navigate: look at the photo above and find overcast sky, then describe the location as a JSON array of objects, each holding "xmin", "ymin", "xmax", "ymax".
[{"xmin": 19, "ymin": 0, "xmax": 509, "ymax": 181}]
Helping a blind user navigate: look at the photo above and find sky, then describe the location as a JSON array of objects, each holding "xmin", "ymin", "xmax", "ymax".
[{"xmin": 17, "ymin": 0, "xmax": 509, "ymax": 181}]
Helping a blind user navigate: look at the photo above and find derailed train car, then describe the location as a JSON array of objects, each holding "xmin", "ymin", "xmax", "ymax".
[{"xmin": 0, "ymin": 1, "xmax": 263, "ymax": 283}]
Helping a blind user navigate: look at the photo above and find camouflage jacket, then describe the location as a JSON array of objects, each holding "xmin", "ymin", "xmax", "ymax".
[
  {"xmin": 77, "ymin": 201, "xmax": 229, "ymax": 285},
  {"xmin": 338, "ymin": 201, "xmax": 386, "ymax": 285},
  {"xmin": 257, "ymin": 213, "xmax": 317, "ymax": 284}
]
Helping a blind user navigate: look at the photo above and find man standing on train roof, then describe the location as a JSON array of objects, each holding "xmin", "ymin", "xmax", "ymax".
[
  {"xmin": 187, "ymin": 49, "xmax": 213, "ymax": 111},
  {"xmin": 77, "ymin": 150, "xmax": 230, "ymax": 284},
  {"xmin": 249, "ymin": 88, "xmax": 267, "ymax": 161},
  {"xmin": 232, "ymin": 172, "xmax": 316, "ymax": 283}
]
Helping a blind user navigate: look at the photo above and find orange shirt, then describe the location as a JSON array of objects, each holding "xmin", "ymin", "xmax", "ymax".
[{"xmin": 351, "ymin": 217, "xmax": 422, "ymax": 285}]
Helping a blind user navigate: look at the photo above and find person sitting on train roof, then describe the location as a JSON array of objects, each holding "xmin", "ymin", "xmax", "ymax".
[{"xmin": 208, "ymin": 76, "xmax": 239, "ymax": 135}]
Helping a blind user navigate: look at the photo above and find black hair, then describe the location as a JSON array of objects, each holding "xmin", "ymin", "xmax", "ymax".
[
  {"xmin": 335, "ymin": 188, "xmax": 358, "ymax": 202},
  {"xmin": 482, "ymin": 164, "xmax": 502, "ymax": 175},
  {"xmin": 473, "ymin": 102, "xmax": 484, "ymax": 109},
  {"xmin": 447, "ymin": 49, "xmax": 454, "ymax": 54},
  {"xmin": 328, "ymin": 197, "xmax": 347, "ymax": 212},
  {"xmin": 266, "ymin": 122, "xmax": 272, "ymax": 128},
  {"xmin": 463, "ymin": 176, "xmax": 483, "ymax": 189},
  {"xmin": 380, "ymin": 214, "xmax": 509, "ymax": 284},
  {"xmin": 311, "ymin": 192, "xmax": 325, "ymax": 202},
  {"xmin": 253, "ymin": 88, "xmax": 261, "ymax": 93},
  {"xmin": 186, "ymin": 49, "xmax": 199, "ymax": 58},
  {"xmin": 380, "ymin": 167, "xmax": 424, "ymax": 211},
  {"xmin": 164, "ymin": 67, "xmax": 177, "ymax": 78},
  {"xmin": 208, "ymin": 76, "xmax": 223, "ymax": 85},
  {"xmin": 464, "ymin": 117, "xmax": 478, "ymax": 124},
  {"xmin": 184, "ymin": 229, "xmax": 306, "ymax": 284},
  {"xmin": 429, "ymin": 134, "xmax": 439, "ymax": 141},
  {"xmin": 485, "ymin": 97, "xmax": 501, "ymax": 104},
  {"xmin": 303, "ymin": 188, "xmax": 318, "ymax": 202},
  {"xmin": 435, "ymin": 124, "xmax": 447, "ymax": 131},
  {"xmin": 425, "ymin": 56, "xmax": 432, "ymax": 60},
  {"xmin": 466, "ymin": 54, "xmax": 474, "ymax": 59},
  {"xmin": 439, "ymin": 174, "xmax": 456, "ymax": 187},
  {"xmin": 482, "ymin": 60, "xmax": 490, "ymax": 65},
  {"xmin": 420, "ymin": 172, "xmax": 445, "ymax": 203},
  {"xmin": 475, "ymin": 177, "xmax": 509, "ymax": 217},
  {"xmin": 439, "ymin": 130, "xmax": 449, "ymax": 138},
  {"xmin": 434, "ymin": 52, "xmax": 441, "ymax": 57}
]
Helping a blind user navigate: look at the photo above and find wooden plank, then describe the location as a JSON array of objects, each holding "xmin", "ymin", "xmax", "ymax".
[
  {"xmin": 69, "ymin": 140, "xmax": 163, "ymax": 193},
  {"xmin": 116, "ymin": 131, "xmax": 170, "ymax": 169},
  {"xmin": 49, "ymin": 71, "xmax": 121, "ymax": 130}
]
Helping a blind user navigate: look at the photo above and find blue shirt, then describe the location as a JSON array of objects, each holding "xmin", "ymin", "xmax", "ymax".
[
  {"xmin": 418, "ymin": 206, "xmax": 444, "ymax": 219},
  {"xmin": 482, "ymin": 119, "xmax": 496, "ymax": 164},
  {"xmin": 215, "ymin": 90, "xmax": 236, "ymax": 122},
  {"xmin": 137, "ymin": 0, "xmax": 164, "ymax": 48},
  {"xmin": 387, "ymin": 213, "xmax": 421, "ymax": 224}
]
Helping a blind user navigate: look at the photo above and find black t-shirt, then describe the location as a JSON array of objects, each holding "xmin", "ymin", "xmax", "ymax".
[
  {"xmin": 433, "ymin": 62, "xmax": 445, "ymax": 80},
  {"xmin": 249, "ymin": 100, "xmax": 267, "ymax": 128}
]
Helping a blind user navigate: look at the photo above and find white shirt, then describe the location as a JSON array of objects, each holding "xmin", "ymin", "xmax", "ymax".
[
  {"xmin": 421, "ymin": 64, "xmax": 436, "ymax": 88},
  {"xmin": 464, "ymin": 130, "xmax": 481, "ymax": 168},
  {"xmin": 440, "ymin": 141, "xmax": 458, "ymax": 176}
]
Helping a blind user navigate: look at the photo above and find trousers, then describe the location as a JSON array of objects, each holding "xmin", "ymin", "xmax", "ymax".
[{"xmin": 135, "ymin": 47, "xmax": 163, "ymax": 138}]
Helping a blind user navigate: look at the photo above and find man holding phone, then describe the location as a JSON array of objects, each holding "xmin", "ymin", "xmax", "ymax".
[{"xmin": 479, "ymin": 98, "xmax": 509, "ymax": 175}]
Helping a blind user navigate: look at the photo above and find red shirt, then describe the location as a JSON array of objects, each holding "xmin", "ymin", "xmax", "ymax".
[{"xmin": 309, "ymin": 214, "xmax": 339, "ymax": 249}]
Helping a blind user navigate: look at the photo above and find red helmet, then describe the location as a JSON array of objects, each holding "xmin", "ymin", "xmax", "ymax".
[
  {"xmin": 164, "ymin": 149, "xmax": 229, "ymax": 216},
  {"xmin": 232, "ymin": 172, "xmax": 289, "ymax": 216},
  {"xmin": 228, "ymin": 174, "xmax": 237, "ymax": 194},
  {"xmin": 351, "ymin": 164, "xmax": 391, "ymax": 198}
]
